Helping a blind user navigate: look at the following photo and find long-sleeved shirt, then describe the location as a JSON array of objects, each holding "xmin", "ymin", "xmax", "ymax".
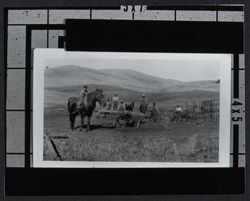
[
  {"xmin": 140, "ymin": 97, "xmax": 148, "ymax": 106},
  {"xmin": 176, "ymin": 106, "xmax": 183, "ymax": 112},
  {"xmin": 112, "ymin": 96, "xmax": 120, "ymax": 103},
  {"xmin": 118, "ymin": 103, "xmax": 126, "ymax": 111},
  {"xmin": 152, "ymin": 105, "xmax": 160, "ymax": 114}
]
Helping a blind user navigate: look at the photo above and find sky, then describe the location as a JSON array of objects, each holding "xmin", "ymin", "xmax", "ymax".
[{"xmin": 45, "ymin": 53, "xmax": 223, "ymax": 82}]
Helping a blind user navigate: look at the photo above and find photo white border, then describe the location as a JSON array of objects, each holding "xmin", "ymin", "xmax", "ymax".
[{"xmin": 33, "ymin": 49, "xmax": 231, "ymax": 168}]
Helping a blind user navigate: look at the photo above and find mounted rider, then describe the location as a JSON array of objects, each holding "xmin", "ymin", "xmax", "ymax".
[{"xmin": 77, "ymin": 84, "xmax": 88, "ymax": 109}]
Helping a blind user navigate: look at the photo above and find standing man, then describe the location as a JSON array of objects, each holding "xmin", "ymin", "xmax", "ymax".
[
  {"xmin": 139, "ymin": 94, "xmax": 148, "ymax": 113},
  {"xmin": 151, "ymin": 102, "xmax": 160, "ymax": 122},
  {"xmin": 77, "ymin": 85, "xmax": 88, "ymax": 109},
  {"xmin": 175, "ymin": 105, "xmax": 183, "ymax": 122},
  {"xmin": 106, "ymin": 96, "xmax": 112, "ymax": 110},
  {"xmin": 118, "ymin": 100, "xmax": 126, "ymax": 111},
  {"xmin": 112, "ymin": 92, "xmax": 120, "ymax": 110}
]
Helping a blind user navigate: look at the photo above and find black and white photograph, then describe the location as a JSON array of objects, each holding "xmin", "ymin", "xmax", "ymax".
[{"xmin": 33, "ymin": 49, "xmax": 231, "ymax": 167}]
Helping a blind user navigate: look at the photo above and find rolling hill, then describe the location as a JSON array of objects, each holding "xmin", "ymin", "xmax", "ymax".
[
  {"xmin": 45, "ymin": 83, "xmax": 142, "ymax": 108},
  {"xmin": 160, "ymin": 80, "xmax": 220, "ymax": 93},
  {"xmin": 44, "ymin": 65, "xmax": 183, "ymax": 92},
  {"xmin": 44, "ymin": 65, "xmax": 219, "ymax": 108}
]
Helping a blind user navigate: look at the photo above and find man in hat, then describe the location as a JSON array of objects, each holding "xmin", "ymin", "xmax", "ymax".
[
  {"xmin": 139, "ymin": 94, "xmax": 148, "ymax": 113},
  {"xmin": 77, "ymin": 85, "xmax": 88, "ymax": 109},
  {"xmin": 175, "ymin": 105, "xmax": 183, "ymax": 122},
  {"xmin": 111, "ymin": 92, "xmax": 120, "ymax": 110},
  {"xmin": 151, "ymin": 102, "xmax": 160, "ymax": 122}
]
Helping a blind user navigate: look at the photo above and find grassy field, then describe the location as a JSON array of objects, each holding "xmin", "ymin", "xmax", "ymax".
[{"xmin": 44, "ymin": 98, "xmax": 219, "ymax": 162}]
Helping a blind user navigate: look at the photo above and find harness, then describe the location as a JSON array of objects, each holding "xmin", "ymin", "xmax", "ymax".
[
  {"xmin": 70, "ymin": 103, "xmax": 86, "ymax": 115},
  {"xmin": 69, "ymin": 90, "xmax": 103, "ymax": 116}
]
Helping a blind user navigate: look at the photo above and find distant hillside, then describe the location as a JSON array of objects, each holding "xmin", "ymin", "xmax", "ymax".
[
  {"xmin": 46, "ymin": 83, "xmax": 141, "ymax": 101},
  {"xmin": 45, "ymin": 83, "xmax": 219, "ymax": 109},
  {"xmin": 160, "ymin": 80, "xmax": 220, "ymax": 93},
  {"xmin": 45, "ymin": 83, "xmax": 142, "ymax": 108},
  {"xmin": 44, "ymin": 65, "xmax": 183, "ymax": 93},
  {"xmin": 44, "ymin": 66, "xmax": 107, "ymax": 87},
  {"xmin": 100, "ymin": 69, "xmax": 182, "ymax": 89}
]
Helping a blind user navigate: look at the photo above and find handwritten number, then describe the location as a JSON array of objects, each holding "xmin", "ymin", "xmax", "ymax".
[{"xmin": 232, "ymin": 117, "xmax": 243, "ymax": 122}]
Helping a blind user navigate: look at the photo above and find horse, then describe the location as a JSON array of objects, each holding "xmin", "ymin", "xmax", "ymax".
[
  {"xmin": 139, "ymin": 102, "xmax": 148, "ymax": 113},
  {"xmin": 67, "ymin": 89, "xmax": 106, "ymax": 131},
  {"xmin": 125, "ymin": 101, "xmax": 134, "ymax": 111},
  {"xmin": 171, "ymin": 109, "xmax": 195, "ymax": 123}
]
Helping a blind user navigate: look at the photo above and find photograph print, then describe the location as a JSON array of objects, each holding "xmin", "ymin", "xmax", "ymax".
[{"xmin": 33, "ymin": 49, "xmax": 231, "ymax": 167}]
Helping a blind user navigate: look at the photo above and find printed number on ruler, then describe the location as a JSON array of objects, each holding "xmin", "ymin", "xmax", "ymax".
[
  {"xmin": 121, "ymin": 5, "xmax": 146, "ymax": 12},
  {"xmin": 232, "ymin": 100, "xmax": 243, "ymax": 122}
]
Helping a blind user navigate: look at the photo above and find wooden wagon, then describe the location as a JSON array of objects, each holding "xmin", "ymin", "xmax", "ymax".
[{"xmin": 99, "ymin": 110, "xmax": 151, "ymax": 128}]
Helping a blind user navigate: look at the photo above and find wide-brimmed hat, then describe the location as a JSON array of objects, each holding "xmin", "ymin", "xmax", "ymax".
[
  {"xmin": 142, "ymin": 94, "xmax": 146, "ymax": 97},
  {"xmin": 114, "ymin": 92, "xmax": 118, "ymax": 95},
  {"xmin": 120, "ymin": 100, "xmax": 124, "ymax": 103},
  {"xmin": 83, "ymin": 85, "xmax": 88, "ymax": 88}
]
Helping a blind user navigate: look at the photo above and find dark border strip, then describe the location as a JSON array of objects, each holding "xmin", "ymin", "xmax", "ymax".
[
  {"xmin": 230, "ymin": 153, "xmax": 245, "ymax": 155},
  {"xmin": 66, "ymin": 20, "xmax": 243, "ymax": 53},
  {"xmin": 6, "ymin": 109, "xmax": 26, "ymax": 112},
  {"xmin": 90, "ymin": 9, "xmax": 92, "ymax": 19},
  {"xmin": 28, "ymin": 24, "xmax": 66, "ymax": 30},
  {"xmin": 147, "ymin": 5, "xmax": 244, "ymax": 11},
  {"xmin": 233, "ymin": 54, "xmax": 239, "ymax": 98},
  {"xmin": 6, "ymin": 67, "xmax": 26, "ymax": 69},
  {"xmin": 6, "ymin": 153, "xmax": 25, "ymax": 155},
  {"xmin": 233, "ymin": 124, "xmax": 239, "ymax": 168},
  {"xmin": 6, "ymin": 24, "xmax": 66, "ymax": 30},
  {"xmin": 47, "ymin": 9, "xmax": 49, "ymax": 48},
  {"xmin": 25, "ymin": 26, "xmax": 32, "ymax": 168},
  {"xmin": 232, "ymin": 68, "xmax": 244, "ymax": 70},
  {"xmin": 5, "ymin": 168, "xmax": 245, "ymax": 195}
]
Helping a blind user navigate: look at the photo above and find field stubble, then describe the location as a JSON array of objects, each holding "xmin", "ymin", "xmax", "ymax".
[{"xmin": 44, "ymin": 108, "xmax": 219, "ymax": 162}]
